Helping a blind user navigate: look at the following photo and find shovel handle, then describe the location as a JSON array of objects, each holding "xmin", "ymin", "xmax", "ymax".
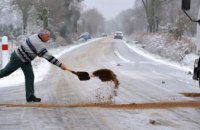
[{"xmin": 65, "ymin": 68, "xmax": 77, "ymax": 74}]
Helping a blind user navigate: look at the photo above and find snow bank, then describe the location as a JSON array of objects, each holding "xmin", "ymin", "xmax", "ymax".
[{"xmin": 127, "ymin": 33, "xmax": 198, "ymax": 72}]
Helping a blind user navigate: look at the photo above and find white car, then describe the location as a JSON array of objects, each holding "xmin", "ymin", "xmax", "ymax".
[{"xmin": 114, "ymin": 31, "xmax": 123, "ymax": 40}]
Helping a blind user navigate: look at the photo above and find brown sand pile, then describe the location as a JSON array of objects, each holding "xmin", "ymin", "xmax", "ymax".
[
  {"xmin": 181, "ymin": 93, "xmax": 200, "ymax": 97},
  {"xmin": 1, "ymin": 101, "xmax": 200, "ymax": 109},
  {"xmin": 92, "ymin": 68, "xmax": 120, "ymax": 89}
]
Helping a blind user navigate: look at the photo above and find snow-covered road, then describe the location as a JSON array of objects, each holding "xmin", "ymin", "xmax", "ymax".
[{"xmin": 0, "ymin": 37, "xmax": 200, "ymax": 130}]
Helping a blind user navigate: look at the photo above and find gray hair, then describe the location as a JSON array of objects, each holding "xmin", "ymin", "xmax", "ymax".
[{"xmin": 39, "ymin": 29, "xmax": 50, "ymax": 36}]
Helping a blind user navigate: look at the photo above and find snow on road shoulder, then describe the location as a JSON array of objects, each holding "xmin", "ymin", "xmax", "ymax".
[
  {"xmin": 0, "ymin": 39, "xmax": 101, "ymax": 88},
  {"xmin": 124, "ymin": 41, "xmax": 196, "ymax": 72}
]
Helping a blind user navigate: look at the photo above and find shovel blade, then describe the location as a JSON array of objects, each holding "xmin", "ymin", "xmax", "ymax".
[{"xmin": 76, "ymin": 71, "xmax": 90, "ymax": 81}]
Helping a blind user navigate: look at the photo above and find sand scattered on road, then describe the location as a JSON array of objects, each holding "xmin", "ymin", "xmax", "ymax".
[
  {"xmin": 94, "ymin": 82, "xmax": 117, "ymax": 102},
  {"xmin": 91, "ymin": 68, "xmax": 119, "ymax": 102},
  {"xmin": 181, "ymin": 93, "xmax": 200, "ymax": 97},
  {"xmin": 1, "ymin": 101, "xmax": 200, "ymax": 109}
]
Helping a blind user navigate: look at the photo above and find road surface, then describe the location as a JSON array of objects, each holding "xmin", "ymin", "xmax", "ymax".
[{"xmin": 0, "ymin": 38, "xmax": 200, "ymax": 130}]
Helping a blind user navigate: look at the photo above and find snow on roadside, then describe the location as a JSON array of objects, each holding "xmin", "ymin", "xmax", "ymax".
[
  {"xmin": 125, "ymin": 41, "xmax": 195, "ymax": 72},
  {"xmin": 126, "ymin": 34, "xmax": 198, "ymax": 73},
  {"xmin": 0, "ymin": 39, "xmax": 101, "ymax": 88}
]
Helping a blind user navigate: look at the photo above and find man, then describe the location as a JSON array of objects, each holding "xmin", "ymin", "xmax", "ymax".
[{"xmin": 0, "ymin": 30, "xmax": 67, "ymax": 102}]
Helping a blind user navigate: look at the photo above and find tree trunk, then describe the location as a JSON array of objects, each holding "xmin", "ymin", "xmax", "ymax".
[
  {"xmin": 142, "ymin": 0, "xmax": 160, "ymax": 33},
  {"xmin": 22, "ymin": 11, "xmax": 28, "ymax": 34},
  {"xmin": 14, "ymin": 0, "xmax": 32, "ymax": 34}
]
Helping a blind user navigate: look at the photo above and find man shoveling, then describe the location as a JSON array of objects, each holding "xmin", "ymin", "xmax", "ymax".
[{"xmin": 0, "ymin": 30, "xmax": 67, "ymax": 102}]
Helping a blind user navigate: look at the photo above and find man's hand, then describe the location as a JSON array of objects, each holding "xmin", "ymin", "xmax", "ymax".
[{"xmin": 60, "ymin": 64, "xmax": 67, "ymax": 70}]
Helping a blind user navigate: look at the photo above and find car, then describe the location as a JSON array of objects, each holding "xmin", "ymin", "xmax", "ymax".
[
  {"xmin": 114, "ymin": 31, "xmax": 123, "ymax": 40},
  {"xmin": 101, "ymin": 33, "xmax": 107, "ymax": 37},
  {"xmin": 79, "ymin": 32, "xmax": 91, "ymax": 41}
]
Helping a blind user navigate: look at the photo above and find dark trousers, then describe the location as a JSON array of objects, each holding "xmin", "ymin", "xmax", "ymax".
[{"xmin": 0, "ymin": 52, "xmax": 34, "ymax": 98}]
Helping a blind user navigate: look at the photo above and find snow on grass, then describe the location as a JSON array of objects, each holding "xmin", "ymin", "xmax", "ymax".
[
  {"xmin": 125, "ymin": 41, "xmax": 194, "ymax": 72},
  {"xmin": 125, "ymin": 34, "xmax": 198, "ymax": 72}
]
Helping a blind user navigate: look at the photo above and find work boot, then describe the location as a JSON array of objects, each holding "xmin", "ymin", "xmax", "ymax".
[{"xmin": 26, "ymin": 95, "xmax": 41, "ymax": 102}]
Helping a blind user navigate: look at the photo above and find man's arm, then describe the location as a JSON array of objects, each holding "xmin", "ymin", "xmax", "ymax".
[{"xmin": 38, "ymin": 49, "xmax": 67, "ymax": 70}]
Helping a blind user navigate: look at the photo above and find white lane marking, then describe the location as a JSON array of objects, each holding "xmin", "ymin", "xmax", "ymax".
[
  {"xmin": 114, "ymin": 50, "xmax": 135, "ymax": 63},
  {"xmin": 114, "ymin": 50, "xmax": 159, "ymax": 65}
]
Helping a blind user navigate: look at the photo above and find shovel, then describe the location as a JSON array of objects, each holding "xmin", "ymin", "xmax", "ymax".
[{"xmin": 65, "ymin": 69, "xmax": 90, "ymax": 81}]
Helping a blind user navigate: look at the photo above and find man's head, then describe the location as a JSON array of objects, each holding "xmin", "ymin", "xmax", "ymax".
[{"xmin": 39, "ymin": 30, "xmax": 50, "ymax": 42}]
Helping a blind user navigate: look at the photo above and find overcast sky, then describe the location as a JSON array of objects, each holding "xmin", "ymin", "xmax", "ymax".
[{"xmin": 83, "ymin": 0, "xmax": 136, "ymax": 20}]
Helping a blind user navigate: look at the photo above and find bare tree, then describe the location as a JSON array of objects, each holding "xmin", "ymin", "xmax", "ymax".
[
  {"xmin": 173, "ymin": 11, "xmax": 188, "ymax": 40},
  {"xmin": 12, "ymin": 0, "xmax": 32, "ymax": 34},
  {"xmin": 33, "ymin": 0, "xmax": 83, "ymax": 40},
  {"xmin": 63, "ymin": 0, "xmax": 82, "ymax": 33},
  {"xmin": 79, "ymin": 9, "xmax": 105, "ymax": 35},
  {"xmin": 141, "ymin": 0, "xmax": 163, "ymax": 32}
]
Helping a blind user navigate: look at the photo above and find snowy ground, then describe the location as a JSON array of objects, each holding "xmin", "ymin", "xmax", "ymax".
[
  {"xmin": 0, "ymin": 36, "xmax": 198, "ymax": 88},
  {"xmin": 0, "ymin": 37, "xmax": 200, "ymax": 130},
  {"xmin": 127, "ymin": 33, "xmax": 198, "ymax": 69},
  {"xmin": 124, "ymin": 41, "xmax": 195, "ymax": 73}
]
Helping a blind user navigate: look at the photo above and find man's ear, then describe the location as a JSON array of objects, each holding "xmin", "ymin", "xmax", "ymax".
[{"xmin": 38, "ymin": 33, "xmax": 42, "ymax": 37}]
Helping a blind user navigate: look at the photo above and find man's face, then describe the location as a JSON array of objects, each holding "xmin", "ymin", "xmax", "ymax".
[{"xmin": 41, "ymin": 32, "xmax": 50, "ymax": 42}]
